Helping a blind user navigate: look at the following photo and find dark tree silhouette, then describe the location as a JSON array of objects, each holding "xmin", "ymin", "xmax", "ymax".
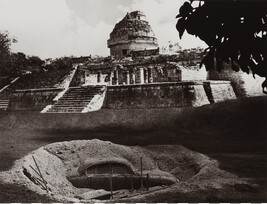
[
  {"xmin": 176, "ymin": 0, "xmax": 267, "ymax": 93},
  {"xmin": 0, "ymin": 31, "xmax": 17, "ymax": 75}
]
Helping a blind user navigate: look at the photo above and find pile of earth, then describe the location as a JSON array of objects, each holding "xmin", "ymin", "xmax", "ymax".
[{"xmin": 0, "ymin": 139, "xmax": 247, "ymax": 202}]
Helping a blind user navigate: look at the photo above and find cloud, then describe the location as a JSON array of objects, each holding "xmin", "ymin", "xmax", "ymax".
[
  {"xmin": 128, "ymin": 0, "xmax": 207, "ymax": 49},
  {"xmin": 0, "ymin": 0, "xmax": 207, "ymax": 59},
  {"xmin": 0, "ymin": 0, "xmax": 114, "ymax": 58},
  {"xmin": 65, "ymin": 0, "xmax": 133, "ymax": 26}
]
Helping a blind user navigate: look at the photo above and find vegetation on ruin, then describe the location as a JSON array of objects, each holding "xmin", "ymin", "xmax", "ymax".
[
  {"xmin": 0, "ymin": 31, "xmax": 17, "ymax": 76},
  {"xmin": 0, "ymin": 31, "xmax": 88, "ymax": 79},
  {"xmin": 176, "ymin": 0, "xmax": 267, "ymax": 93},
  {"xmin": 0, "ymin": 31, "xmax": 94, "ymax": 90}
]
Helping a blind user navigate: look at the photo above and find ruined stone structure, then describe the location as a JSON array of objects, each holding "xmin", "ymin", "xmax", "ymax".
[
  {"xmin": 0, "ymin": 11, "xmax": 240, "ymax": 113},
  {"xmin": 107, "ymin": 11, "xmax": 159, "ymax": 58},
  {"xmin": 77, "ymin": 57, "xmax": 182, "ymax": 87}
]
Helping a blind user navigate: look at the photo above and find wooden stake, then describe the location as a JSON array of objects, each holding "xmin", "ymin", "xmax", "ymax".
[
  {"xmin": 146, "ymin": 173, "xmax": 149, "ymax": 191},
  {"xmin": 130, "ymin": 174, "xmax": 134, "ymax": 192},
  {"xmin": 32, "ymin": 156, "xmax": 49, "ymax": 192},
  {"xmin": 109, "ymin": 164, "xmax": 113, "ymax": 199},
  {"xmin": 140, "ymin": 157, "xmax": 143, "ymax": 188}
]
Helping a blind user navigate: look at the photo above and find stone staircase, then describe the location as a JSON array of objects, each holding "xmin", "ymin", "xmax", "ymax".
[
  {"xmin": 0, "ymin": 99, "xmax": 9, "ymax": 111},
  {"xmin": 46, "ymin": 86, "xmax": 105, "ymax": 113}
]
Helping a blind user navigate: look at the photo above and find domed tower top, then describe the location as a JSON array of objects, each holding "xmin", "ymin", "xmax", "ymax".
[{"xmin": 107, "ymin": 11, "xmax": 158, "ymax": 58}]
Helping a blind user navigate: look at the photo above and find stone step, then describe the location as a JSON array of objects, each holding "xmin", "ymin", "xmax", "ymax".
[
  {"xmin": 61, "ymin": 95, "xmax": 95, "ymax": 98},
  {"xmin": 0, "ymin": 100, "xmax": 9, "ymax": 110},
  {"xmin": 70, "ymin": 87, "xmax": 103, "ymax": 89},
  {"xmin": 67, "ymin": 92, "xmax": 96, "ymax": 94},
  {"xmin": 56, "ymin": 101, "xmax": 88, "ymax": 103},
  {"xmin": 69, "ymin": 89, "xmax": 102, "ymax": 92},
  {"xmin": 46, "ymin": 111, "xmax": 82, "ymax": 113},
  {"xmin": 55, "ymin": 104, "xmax": 89, "ymax": 107},
  {"xmin": 46, "ymin": 85, "xmax": 105, "ymax": 113},
  {"xmin": 46, "ymin": 111, "xmax": 83, "ymax": 113},
  {"xmin": 47, "ymin": 109, "xmax": 84, "ymax": 113},
  {"xmin": 59, "ymin": 96, "xmax": 92, "ymax": 98},
  {"xmin": 55, "ymin": 101, "xmax": 90, "ymax": 104},
  {"xmin": 59, "ymin": 99, "xmax": 93, "ymax": 101},
  {"xmin": 58, "ymin": 98, "xmax": 91, "ymax": 101},
  {"xmin": 65, "ymin": 93, "xmax": 99, "ymax": 95},
  {"xmin": 54, "ymin": 102, "xmax": 88, "ymax": 105},
  {"xmin": 48, "ymin": 107, "xmax": 84, "ymax": 110},
  {"xmin": 66, "ymin": 92, "xmax": 98, "ymax": 95},
  {"xmin": 54, "ymin": 104, "xmax": 86, "ymax": 108},
  {"xmin": 63, "ymin": 92, "xmax": 97, "ymax": 94},
  {"xmin": 69, "ymin": 88, "xmax": 102, "ymax": 91},
  {"xmin": 48, "ymin": 107, "xmax": 84, "ymax": 111}
]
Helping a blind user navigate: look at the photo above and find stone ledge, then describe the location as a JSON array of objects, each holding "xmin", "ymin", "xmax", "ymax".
[
  {"xmin": 107, "ymin": 80, "xmax": 231, "ymax": 88},
  {"xmin": 15, "ymin": 88, "xmax": 64, "ymax": 93}
]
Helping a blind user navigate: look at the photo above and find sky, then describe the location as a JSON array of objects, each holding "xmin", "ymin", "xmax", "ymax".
[{"xmin": 0, "ymin": 0, "xmax": 207, "ymax": 59}]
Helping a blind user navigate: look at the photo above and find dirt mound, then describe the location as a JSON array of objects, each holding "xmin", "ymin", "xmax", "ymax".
[{"xmin": 0, "ymin": 139, "xmax": 246, "ymax": 202}]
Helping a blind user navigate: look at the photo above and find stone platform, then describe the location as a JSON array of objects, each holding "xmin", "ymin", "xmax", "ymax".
[{"xmin": 2, "ymin": 81, "xmax": 236, "ymax": 112}]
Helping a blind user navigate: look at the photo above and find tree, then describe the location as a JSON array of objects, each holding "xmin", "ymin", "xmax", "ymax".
[
  {"xmin": 176, "ymin": 0, "xmax": 267, "ymax": 93},
  {"xmin": 28, "ymin": 56, "xmax": 44, "ymax": 67},
  {"xmin": 0, "ymin": 31, "xmax": 17, "ymax": 75},
  {"xmin": 28, "ymin": 56, "xmax": 44, "ymax": 73},
  {"xmin": 10, "ymin": 52, "xmax": 29, "ymax": 75},
  {"xmin": 46, "ymin": 57, "xmax": 73, "ymax": 71}
]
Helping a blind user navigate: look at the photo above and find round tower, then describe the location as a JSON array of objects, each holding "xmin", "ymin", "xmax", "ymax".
[{"xmin": 107, "ymin": 11, "xmax": 158, "ymax": 58}]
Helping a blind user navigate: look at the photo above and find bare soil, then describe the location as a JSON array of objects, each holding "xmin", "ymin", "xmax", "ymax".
[
  {"xmin": 0, "ymin": 140, "xmax": 246, "ymax": 202},
  {"xmin": 0, "ymin": 96, "xmax": 266, "ymax": 202}
]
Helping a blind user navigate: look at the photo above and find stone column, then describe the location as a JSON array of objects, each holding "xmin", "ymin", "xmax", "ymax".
[
  {"xmin": 140, "ymin": 68, "xmax": 144, "ymax": 84},
  {"xmin": 144, "ymin": 69, "xmax": 149, "ymax": 84},
  {"xmin": 115, "ymin": 69, "xmax": 119, "ymax": 85},
  {"xmin": 99, "ymin": 72, "xmax": 102, "ymax": 83},
  {"xmin": 148, "ymin": 67, "xmax": 153, "ymax": 83},
  {"xmin": 97, "ymin": 72, "xmax": 101, "ymax": 83},
  {"xmin": 126, "ymin": 71, "xmax": 130, "ymax": 85},
  {"xmin": 80, "ymin": 70, "xmax": 86, "ymax": 85},
  {"xmin": 112, "ymin": 70, "xmax": 116, "ymax": 85},
  {"xmin": 131, "ymin": 72, "xmax": 136, "ymax": 84},
  {"xmin": 109, "ymin": 72, "xmax": 113, "ymax": 85}
]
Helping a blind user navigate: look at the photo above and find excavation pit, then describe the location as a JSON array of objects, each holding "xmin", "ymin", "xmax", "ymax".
[
  {"xmin": 68, "ymin": 157, "xmax": 178, "ymax": 191},
  {"xmin": 0, "ymin": 139, "xmax": 245, "ymax": 202}
]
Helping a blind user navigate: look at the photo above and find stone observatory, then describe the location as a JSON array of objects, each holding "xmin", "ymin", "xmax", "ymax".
[{"xmin": 107, "ymin": 11, "xmax": 159, "ymax": 57}]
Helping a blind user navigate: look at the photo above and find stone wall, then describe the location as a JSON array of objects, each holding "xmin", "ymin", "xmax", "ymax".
[
  {"xmin": 208, "ymin": 67, "xmax": 266, "ymax": 97},
  {"xmin": 241, "ymin": 74, "xmax": 265, "ymax": 97},
  {"xmin": 172, "ymin": 61, "xmax": 207, "ymax": 81},
  {"xmin": 9, "ymin": 88, "xmax": 62, "ymax": 111},
  {"xmin": 207, "ymin": 64, "xmax": 247, "ymax": 97},
  {"xmin": 0, "ymin": 77, "xmax": 11, "ymax": 90},
  {"xmin": 103, "ymin": 81, "xmax": 235, "ymax": 109},
  {"xmin": 110, "ymin": 41, "xmax": 158, "ymax": 57},
  {"xmin": 6, "ymin": 81, "xmax": 236, "ymax": 111},
  {"xmin": 70, "ymin": 68, "xmax": 85, "ymax": 87},
  {"xmin": 208, "ymin": 81, "xmax": 237, "ymax": 103}
]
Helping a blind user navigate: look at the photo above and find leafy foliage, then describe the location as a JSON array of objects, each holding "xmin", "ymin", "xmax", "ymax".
[
  {"xmin": 0, "ymin": 31, "xmax": 17, "ymax": 75},
  {"xmin": 176, "ymin": 0, "xmax": 267, "ymax": 93},
  {"xmin": 0, "ymin": 31, "xmax": 74, "ymax": 78}
]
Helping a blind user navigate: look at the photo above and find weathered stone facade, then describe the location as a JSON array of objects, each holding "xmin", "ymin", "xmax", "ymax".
[
  {"xmin": 9, "ymin": 88, "xmax": 62, "ymax": 111},
  {"xmin": 78, "ymin": 57, "xmax": 185, "ymax": 87},
  {"xmin": 103, "ymin": 81, "xmax": 236, "ymax": 109},
  {"xmin": 107, "ymin": 11, "xmax": 158, "ymax": 58},
  {"xmin": 0, "ymin": 10, "xmax": 242, "ymax": 112}
]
